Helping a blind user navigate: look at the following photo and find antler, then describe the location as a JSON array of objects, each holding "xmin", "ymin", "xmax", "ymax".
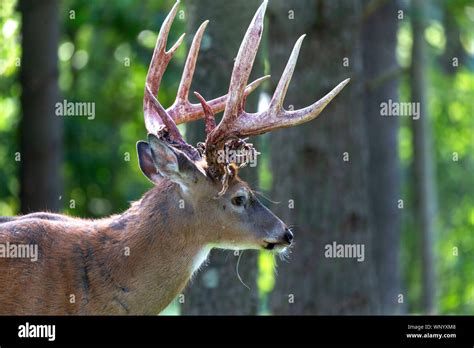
[
  {"xmin": 143, "ymin": 0, "xmax": 269, "ymax": 160},
  {"xmin": 143, "ymin": 0, "xmax": 349, "ymax": 195},
  {"xmin": 203, "ymin": 0, "xmax": 350, "ymax": 179}
]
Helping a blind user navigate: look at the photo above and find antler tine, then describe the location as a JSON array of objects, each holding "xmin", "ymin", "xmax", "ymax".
[
  {"xmin": 278, "ymin": 78, "xmax": 350, "ymax": 128},
  {"xmin": 146, "ymin": 85, "xmax": 181, "ymax": 141},
  {"xmin": 146, "ymin": 0, "xmax": 183, "ymax": 94},
  {"xmin": 267, "ymin": 35, "xmax": 306, "ymax": 114},
  {"xmin": 231, "ymin": 36, "xmax": 350, "ymax": 137},
  {"xmin": 233, "ymin": 79, "xmax": 351, "ymax": 137},
  {"xmin": 193, "ymin": 92, "xmax": 216, "ymax": 135},
  {"xmin": 144, "ymin": 0, "xmax": 184, "ymax": 135},
  {"xmin": 175, "ymin": 20, "xmax": 209, "ymax": 103},
  {"xmin": 207, "ymin": 0, "xmax": 268, "ymax": 144},
  {"xmin": 167, "ymin": 75, "xmax": 270, "ymax": 124}
]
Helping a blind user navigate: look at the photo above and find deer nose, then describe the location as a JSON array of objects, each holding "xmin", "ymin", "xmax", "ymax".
[{"xmin": 283, "ymin": 228, "xmax": 294, "ymax": 245}]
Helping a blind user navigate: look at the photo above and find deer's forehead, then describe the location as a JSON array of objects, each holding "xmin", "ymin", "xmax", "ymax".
[{"xmin": 198, "ymin": 176, "xmax": 249, "ymax": 197}]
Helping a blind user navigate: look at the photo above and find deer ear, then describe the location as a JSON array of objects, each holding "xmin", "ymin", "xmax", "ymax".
[
  {"xmin": 137, "ymin": 141, "xmax": 163, "ymax": 184},
  {"xmin": 147, "ymin": 134, "xmax": 205, "ymax": 188}
]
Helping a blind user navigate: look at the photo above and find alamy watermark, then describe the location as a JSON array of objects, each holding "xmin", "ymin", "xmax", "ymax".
[
  {"xmin": 18, "ymin": 322, "xmax": 55, "ymax": 341},
  {"xmin": 324, "ymin": 241, "xmax": 365, "ymax": 262},
  {"xmin": 55, "ymin": 99, "xmax": 95, "ymax": 120},
  {"xmin": 217, "ymin": 148, "xmax": 258, "ymax": 167},
  {"xmin": 0, "ymin": 242, "xmax": 38, "ymax": 262},
  {"xmin": 380, "ymin": 99, "xmax": 420, "ymax": 120}
]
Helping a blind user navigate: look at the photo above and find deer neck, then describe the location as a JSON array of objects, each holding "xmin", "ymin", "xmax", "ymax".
[{"xmin": 99, "ymin": 181, "xmax": 210, "ymax": 314}]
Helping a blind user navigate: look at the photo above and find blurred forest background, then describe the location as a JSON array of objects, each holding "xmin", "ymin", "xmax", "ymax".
[{"xmin": 0, "ymin": 0, "xmax": 473, "ymax": 315}]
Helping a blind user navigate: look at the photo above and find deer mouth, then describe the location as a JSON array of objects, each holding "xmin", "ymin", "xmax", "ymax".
[
  {"xmin": 264, "ymin": 242, "xmax": 276, "ymax": 250},
  {"xmin": 263, "ymin": 240, "xmax": 289, "ymax": 251}
]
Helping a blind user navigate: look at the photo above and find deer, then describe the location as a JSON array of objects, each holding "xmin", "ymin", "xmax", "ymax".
[{"xmin": 0, "ymin": 0, "xmax": 349, "ymax": 315}]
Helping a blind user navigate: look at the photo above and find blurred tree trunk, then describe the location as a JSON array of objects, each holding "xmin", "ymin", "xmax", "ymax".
[
  {"xmin": 181, "ymin": 0, "xmax": 262, "ymax": 315},
  {"xmin": 268, "ymin": 0, "xmax": 379, "ymax": 314},
  {"xmin": 410, "ymin": 0, "xmax": 437, "ymax": 314},
  {"xmin": 438, "ymin": 2, "xmax": 465, "ymax": 75},
  {"xmin": 19, "ymin": 0, "xmax": 62, "ymax": 213},
  {"xmin": 362, "ymin": 1, "xmax": 402, "ymax": 314}
]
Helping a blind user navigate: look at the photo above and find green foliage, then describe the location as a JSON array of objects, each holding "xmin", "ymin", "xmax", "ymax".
[
  {"xmin": 0, "ymin": 0, "xmax": 20, "ymax": 215},
  {"xmin": 398, "ymin": 1, "xmax": 474, "ymax": 314},
  {"xmin": 431, "ymin": 68, "xmax": 474, "ymax": 314},
  {"xmin": 57, "ymin": 0, "xmax": 185, "ymax": 217}
]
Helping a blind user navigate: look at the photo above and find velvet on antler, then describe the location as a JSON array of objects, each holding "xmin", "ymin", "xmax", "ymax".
[{"xmin": 144, "ymin": 0, "xmax": 349, "ymax": 194}]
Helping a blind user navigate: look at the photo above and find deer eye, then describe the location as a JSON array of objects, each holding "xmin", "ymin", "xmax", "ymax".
[{"xmin": 231, "ymin": 195, "xmax": 247, "ymax": 207}]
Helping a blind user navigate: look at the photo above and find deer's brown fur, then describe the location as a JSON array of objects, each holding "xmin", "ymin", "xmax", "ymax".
[{"xmin": 0, "ymin": 174, "xmax": 286, "ymax": 315}]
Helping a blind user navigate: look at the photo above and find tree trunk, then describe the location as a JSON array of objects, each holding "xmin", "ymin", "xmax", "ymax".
[
  {"xmin": 268, "ymin": 0, "xmax": 379, "ymax": 314},
  {"xmin": 362, "ymin": 0, "xmax": 402, "ymax": 314},
  {"xmin": 181, "ymin": 0, "xmax": 262, "ymax": 315},
  {"xmin": 19, "ymin": 0, "xmax": 62, "ymax": 213},
  {"xmin": 410, "ymin": 0, "xmax": 437, "ymax": 314},
  {"xmin": 438, "ymin": 2, "xmax": 465, "ymax": 75}
]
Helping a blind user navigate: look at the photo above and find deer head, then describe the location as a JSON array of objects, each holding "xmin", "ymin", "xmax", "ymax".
[{"xmin": 136, "ymin": 0, "xmax": 349, "ymax": 252}]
